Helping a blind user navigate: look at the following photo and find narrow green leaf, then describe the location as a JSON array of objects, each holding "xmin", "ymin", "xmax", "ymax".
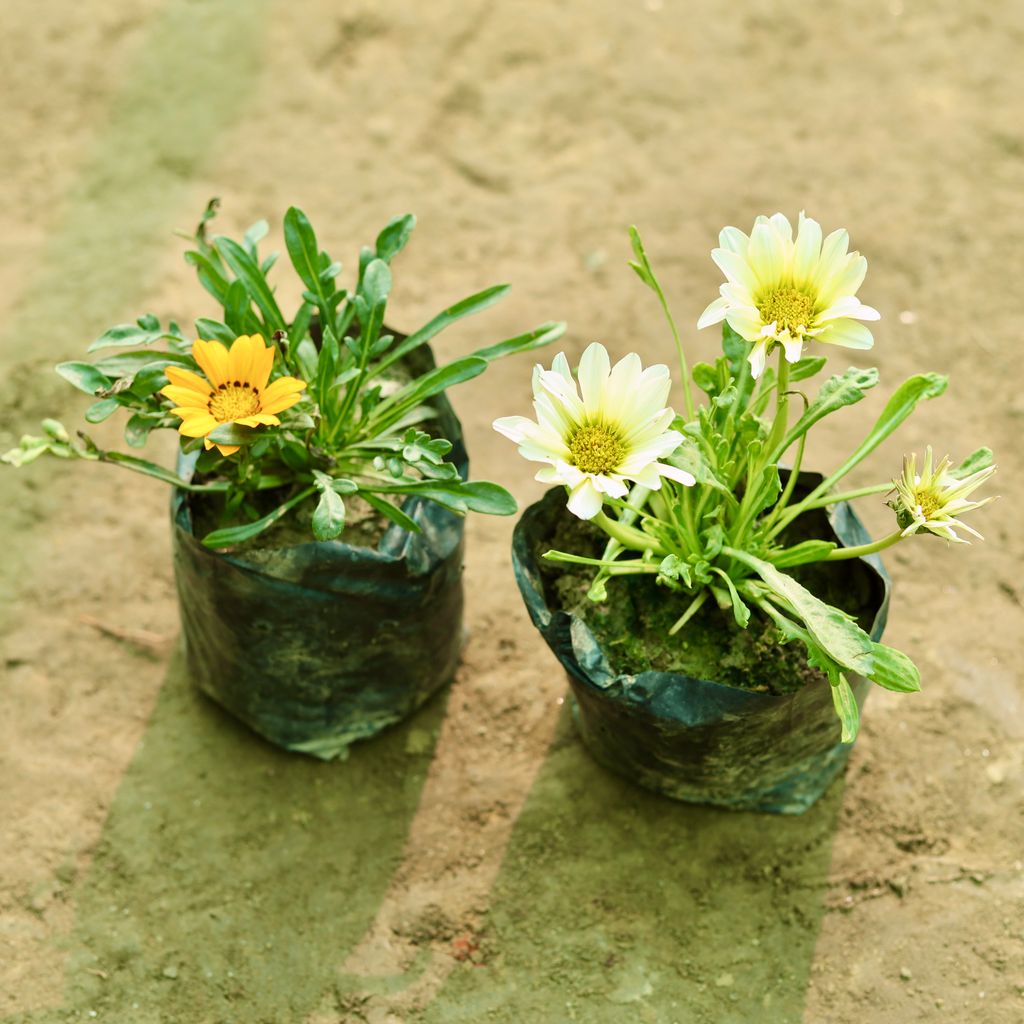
[
  {"xmin": 711, "ymin": 568, "xmax": 751, "ymax": 627},
  {"xmin": 361, "ymin": 258, "xmax": 392, "ymax": 309},
  {"xmin": 125, "ymin": 413, "xmax": 163, "ymax": 449},
  {"xmin": 777, "ymin": 366, "xmax": 879, "ymax": 456},
  {"xmin": 769, "ymin": 539, "xmax": 837, "ymax": 568},
  {"xmin": 831, "ymin": 676, "xmax": 860, "ymax": 743},
  {"xmin": 283, "ymin": 207, "xmax": 321, "ymax": 292},
  {"xmin": 373, "ymin": 285, "xmax": 510, "ymax": 374},
  {"xmin": 469, "ymin": 321, "xmax": 567, "ymax": 363},
  {"xmin": 88, "ymin": 320, "xmax": 183, "ymax": 352},
  {"xmin": 92, "ymin": 350, "xmax": 194, "ymax": 377},
  {"xmin": 201, "ymin": 487, "xmax": 315, "ymax": 548},
  {"xmin": 360, "ymin": 492, "xmax": 422, "ymax": 533},
  {"xmin": 214, "ymin": 235, "xmax": 286, "ymax": 332},
  {"xmin": 368, "ymin": 356, "xmax": 488, "ymax": 430},
  {"xmin": 812, "ymin": 373, "xmax": 949, "ymax": 496},
  {"xmin": 184, "ymin": 249, "xmax": 231, "ymax": 305}
]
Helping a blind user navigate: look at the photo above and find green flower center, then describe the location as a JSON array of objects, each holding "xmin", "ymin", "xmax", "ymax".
[
  {"xmin": 208, "ymin": 381, "xmax": 261, "ymax": 422},
  {"xmin": 758, "ymin": 286, "xmax": 816, "ymax": 334},
  {"xmin": 569, "ymin": 423, "xmax": 626, "ymax": 475}
]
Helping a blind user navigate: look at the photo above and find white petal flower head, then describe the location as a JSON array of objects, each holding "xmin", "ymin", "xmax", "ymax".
[
  {"xmin": 697, "ymin": 211, "xmax": 881, "ymax": 379},
  {"xmin": 889, "ymin": 447, "xmax": 996, "ymax": 544},
  {"xmin": 493, "ymin": 342, "xmax": 696, "ymax": 520}
]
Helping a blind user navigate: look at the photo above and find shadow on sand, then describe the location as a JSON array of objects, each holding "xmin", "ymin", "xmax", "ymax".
[
  {"xmin": 14, "ymin": 650, "xmax": 448, "ymax": 1023},
  {"xmin": 419, "ymin": 705, "xmax": 845, "ymax": 1024}
]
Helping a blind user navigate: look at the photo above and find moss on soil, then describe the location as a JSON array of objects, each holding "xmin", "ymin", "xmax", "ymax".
[{"xmin": 537, "ymin": 511, "xmax": 877, "ymax": 696}]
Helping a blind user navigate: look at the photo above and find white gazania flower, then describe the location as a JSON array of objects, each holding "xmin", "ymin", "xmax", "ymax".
[
  {"xmin": 493, "ymin": 343, "xmax": 695, "ymax": 521},
  {"xmin": 697, "ymin": 211, "xmax": 881, "ymax": 378},
  {"xmin": 889, "ymin": 447, "xmax": 996, "ymax": 543}
]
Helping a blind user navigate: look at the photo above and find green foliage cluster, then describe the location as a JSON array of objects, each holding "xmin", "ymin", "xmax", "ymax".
[{"xmin": 4, "ymin": 201, "xmax": 564, "ymax": 546}]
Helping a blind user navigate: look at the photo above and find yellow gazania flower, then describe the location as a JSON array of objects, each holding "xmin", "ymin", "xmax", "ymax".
[
  {"xmin": 161, "ymin": 334, "xmax": 306, "ymax": 456},
  {"xmin": 889, "ymin": 447, "xmax": 996, "ymax": 544},
  {"xmin": 697, "ymin": 212, "xmax": 881, "ymax": 378}
]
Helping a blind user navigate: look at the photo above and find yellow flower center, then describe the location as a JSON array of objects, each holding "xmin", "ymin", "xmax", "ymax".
[
  {"xmin": 208, "ymin": 382, "xmax": 261, "ymax": 422},
  {"xmin": 758, "ymin": 286, "xmax": 816, "ymax": 334},
  {"xmin": 914, "ymin": 486, "xmax": 943, "ymax": 518},
  {"xmin": 569, "ymin": 424, "xmax": 626, "ymax": 475}
]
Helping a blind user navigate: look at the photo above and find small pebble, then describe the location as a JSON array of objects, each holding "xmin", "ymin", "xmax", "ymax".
[{"xmin": 900, "ymin": 966, "xmax": 912, "ymax": 981}]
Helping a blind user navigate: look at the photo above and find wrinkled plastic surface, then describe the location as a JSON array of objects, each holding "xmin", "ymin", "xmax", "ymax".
[
  {"xmin": 512, "ymin": 481, "xmax": 891, "ymax": 814},
  {"xmin": 171, "ymin": 343, "xmax": 466, "ymax": 760}
]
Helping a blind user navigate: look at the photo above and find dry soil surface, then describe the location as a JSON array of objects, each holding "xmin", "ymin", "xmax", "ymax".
[{"xmin": 1, "ymin": 2, "xmax": 1022, "ymax": 1022}]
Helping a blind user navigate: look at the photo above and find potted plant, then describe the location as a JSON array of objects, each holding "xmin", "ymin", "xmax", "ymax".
[
  {"xmin": 495, "ymin": 213, "xmax": 995, "ymax": 813},
  {"xmin": 4, "ymin": 201, "xmax": 565, "ymax": 758}
]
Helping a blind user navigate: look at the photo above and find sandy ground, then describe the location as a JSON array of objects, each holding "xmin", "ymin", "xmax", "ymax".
[{"xmin": 1, "ymin": 1, "xmax": 1022, "ymax": 1021}]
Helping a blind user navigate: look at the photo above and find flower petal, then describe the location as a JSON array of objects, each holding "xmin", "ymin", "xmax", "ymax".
[
  {"xmin": 192, "ymin": 339, "xmax": 230, "ymax": 387},
  {"xmin": 818, "ymin": 318, "xmax": 875, "ymax": 350},
  {"xmin": 578, "ymin": 342, "xmax": 610, "ymax": 418},
  {"xmin": 566, "ymin": 478, "xmax": 604, "ymax": 520},
  {"xmin": 161, "ymin": 384, "xmax": 210, "ymax": 408},
  {"xmin": 176, "ymin": 413, "xmax": 219, "ymax": 437},
  {"xmin": 697, "ymin": 296, "xmax": 730, "ymax": 329},
  {"xmin": 164, "ymin": 366, "xmax": 212, "ymax": 393}
]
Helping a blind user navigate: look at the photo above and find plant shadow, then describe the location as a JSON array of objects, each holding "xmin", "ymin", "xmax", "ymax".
[
  {"xmin": 23, "ymin": 649, "xmax": 449, "ymax": 1023},
  {"xmin": 419, "ymin": 704, "xmax": 846, "ymax": 1024}
]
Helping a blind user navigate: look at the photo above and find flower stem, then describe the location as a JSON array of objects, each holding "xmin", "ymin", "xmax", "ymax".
[
  {"xmin": 766, "ymin": 481, "xmax": 893, "ymax": 541},
  {"xmin": 592, "ymin": 511, "xmax": 668, "ymax": 556},
  {"xmin": 765, "ymin": 350, "xmax": 791, "ymax": 457},
  {"xmin": 824, "ymin": 529, "xmax": 903, "ymax": 561}
]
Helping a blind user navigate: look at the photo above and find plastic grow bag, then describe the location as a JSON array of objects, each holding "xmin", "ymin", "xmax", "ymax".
[
  {"xmin": 170, "ymin": 343, "xmax": 466, "ymax": 760},
  {"xmin": 511, "ymin": 480, "xmax": 891, "ymax": 814}
]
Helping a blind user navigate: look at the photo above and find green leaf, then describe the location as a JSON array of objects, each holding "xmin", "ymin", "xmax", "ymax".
[
  {"xmin": 725, "ymin": 548, "xmax": 875, "ymax": 675},
  {"xmin": 361, "ymin": 258, "xmax": 392, "ymax": 309},
  {"xmin": 951, "ymin": 447, "xmax": 995, "ymax": 480},
  {"xmin": 100, "ymin": 451, "xmax": 202, "ymax": 489},
  {"xmin": 769, "ymin": 539, "xmax": 837, "ymax": 568},
  {"xmin": 56, "ymin": 362, "xmax": 113, "ymax": 395},
  {"xmin": 361, "ymin": 492, "xmax": 422, "ymax": 534},
  {"xmin": 469, "ymin": 321, "xmax": 567, "ymax": 363},
  {"xmin": 375, "ymin": 214, "xmax": 416, "ymax": 262},
  {"xmin": 368, "ymin": 356, "xmax": 489, "ymax": 430},
  {"xmin": 194, "ymin": 318, "xmax": 237, "ymax": 344},
  {"xmin": 831, "ymin": 676, "xmax": 860, "ymax": 744},
  {"xmin": 206, "ymin": 422, "xmax": 260, "ymax": 446},
  {"xmin": 201, "ymin": 487, "xmax": 315, "ymax": 549},
  {"xmin": 184, "ymin": 249, "xmax": 231, "ymax": 305},
  {"xmin": 311, "ymin": 486, "xmax": 346, "ymax": 540},
  {"xmin": 373, "ymin": 285, "xmax": 510, "ymax": 374},
  {"xmin": 125, "ymin": 412, "xmax": 163, "ymax": 448},
  {"xmin": 243, "ymin": 218, "xmax": 269, "ymax": 255},
  {"xmin": 788, "ymin": 356, "xmax": 827, "ymax": 383},
  {"xmin": 88, "ymin": 319, "xmax": 183, "ymax": 352},
  {"xmin": 224, "ymin": 279, "xmax": 256, "ymax": 335},
  {"xmin": 289, "ymin": 302, "xmax": 314, "ymax": 350},
  {"xmin": 778, "ymin": 366, "xmax": 879, "ymax": 455},
  {"xmin": 711, "ymin": 568, "xmax": 751, "ymax": 627},
  {"xmin": 85, "ymin": 398, "xmax": 122, "ymax": 423},
  {"xmin": 812, "ymin": 372, "xmax": 949, "ymax": 496},
  {"xmin": 214, "ymin": 235, "xmax": 286, "ymax": 332},
  {"xmin": 747, "ymin": 463, "xmax": 781, "ymax": 518},
  {"xmin": 92, "ymin": 350, "xmax": 194, "ymax": 377},
  {"xmin": 869, "ymin": 643, "xmax": 921, "ymax": 693},
  {"xmin": 370, "ymin": 479, "xmax": 517, "ymax": 516},
  {"xmin": 283, "ymin": 207, "xmax": 322, "ymax": 293}
]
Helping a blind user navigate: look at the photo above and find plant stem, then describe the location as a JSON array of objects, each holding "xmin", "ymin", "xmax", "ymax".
[
  {"xmin": 765, "ymin": 350, "xmax": 791, "ymax": 457},
  {"xmin": 766, "ymin": 481, "xmax": 893, "ymax": 541},
  {"xmin": 824, "ymin": 529, "xmax": 903, "ymax": 561},
  {"xmin": 592, "ymin": 510, "xmax": 668, "ymax": 556},
  {"xmin": 668, "ymin": 589, "xmax": 709, "ymax": 635}
]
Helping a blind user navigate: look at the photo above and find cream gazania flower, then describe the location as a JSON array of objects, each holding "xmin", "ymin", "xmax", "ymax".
[
  {"xmin": 161, "ymin": 334, "xmax": 306, "ymax": 456},
  {"xmin": 493, "ymin": 342, "xmax": 695, "ymax": 520},
  {"xmin": 889, "ymin": 447, "xmax": 996, "ymax": 543},
  {"xmin": 697, "ymin": 212, "xmax": 881, "ymax": 378}
]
